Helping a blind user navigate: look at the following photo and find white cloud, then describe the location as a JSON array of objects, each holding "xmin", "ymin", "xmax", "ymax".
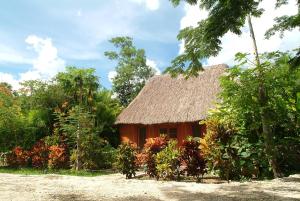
[
  {"xmin": 130, "ymin": 0, "xmax": 160, "ymax": 10},
  {"xmin": 25, "ymin": 35, "xmax": 65, "ymax": 78},
  {"xmin": 0, "ymin": 72, "xmax": 21, "ymax": 90},
  {"xmin": 108, "ymin": 71, "xmax": 117, "ymax": 83},
  {"xmin": 146, "ymin": 58, "xmax": 161, "ymax": 75},
  {"xmin": 0, "ymin": 35, "xmax": 65, "ymax": 90},
  {"xmin": 145, "ymin": 0, "xmax": 159, "ymax": 10},
  {"xmin": 179, "ymin": 0, "xmax": 300, "ymax": 66}
]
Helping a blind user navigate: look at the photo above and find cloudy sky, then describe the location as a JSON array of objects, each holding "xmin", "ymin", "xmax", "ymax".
[{"xmin": 0, "ymin": 0, "xmax": 299, "ymax": 89}]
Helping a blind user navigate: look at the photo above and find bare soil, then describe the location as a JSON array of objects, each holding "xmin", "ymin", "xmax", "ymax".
[{"xmin": 0, "ymin": 173, "xmax": 299, "ymax": 201}]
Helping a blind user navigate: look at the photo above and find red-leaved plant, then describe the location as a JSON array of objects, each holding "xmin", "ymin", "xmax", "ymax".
[
  {"xmin": 139, "ymin": 135, "xmax": 169, "ymax": 178},
  {"xmin": 48, "ymin": 144, "xmax": 69, "ymax": 169},
  {"xmin": 181, "ymin": 137, "xmax": 206, "ymax": 181},
  {"xmin": 31, "ymin": 140, "xmax": 49, "ymax": 169},
  {"xmin": 6, "ymin": 146, "xmax": 30, "ymax": 167}
]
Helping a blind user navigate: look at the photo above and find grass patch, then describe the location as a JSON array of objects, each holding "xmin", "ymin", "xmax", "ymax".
[{"xmin": 0, "ymin": 167, "xmax": 115, "ymax": 177}]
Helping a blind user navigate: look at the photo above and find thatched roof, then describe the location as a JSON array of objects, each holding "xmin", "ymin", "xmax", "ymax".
[{"xmin": 116, "ymin": 64, "xmax": 227, "ymax": 125}]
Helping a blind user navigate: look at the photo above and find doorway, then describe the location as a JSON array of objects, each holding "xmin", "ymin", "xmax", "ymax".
[{"xmin": 138, "ymin": 127, "xmax": 146, "ymax": 149}]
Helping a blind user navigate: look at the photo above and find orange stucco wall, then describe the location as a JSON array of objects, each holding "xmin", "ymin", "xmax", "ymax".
[{"xmin": 119, "ymin": 122, "xmax": 205, "ymax": 147}]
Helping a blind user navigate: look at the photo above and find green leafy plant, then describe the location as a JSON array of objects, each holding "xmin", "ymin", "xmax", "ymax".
[
  {"xmin": 155, "ymin": 139, "xmax": 182, "ymax": 180},
  {"xmin": 140, "ymin": 135, "xmax": 169, "ymax": 178},
  {"xmin": 116, "ymin": 142, "xmax": 138, "ymax": 179}
]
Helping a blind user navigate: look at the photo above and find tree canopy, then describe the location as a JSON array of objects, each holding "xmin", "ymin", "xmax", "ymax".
[
  {"xmin": 105, "ymin": 36, "xmax": 156, "ymax": 107},
  {"xmin": 167, "ymin": 0, "xmax": 300, "ymax": 76}
]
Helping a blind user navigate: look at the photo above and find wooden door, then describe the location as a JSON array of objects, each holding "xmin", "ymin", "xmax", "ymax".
[{"xmin": 138, "ymin": 127, "xmax": 146, "ymax": 149}]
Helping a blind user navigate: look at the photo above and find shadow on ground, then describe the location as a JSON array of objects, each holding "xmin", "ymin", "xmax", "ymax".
[{"xmin": 160, "ymin": 176, "xmax": 300, "ymax": 201}]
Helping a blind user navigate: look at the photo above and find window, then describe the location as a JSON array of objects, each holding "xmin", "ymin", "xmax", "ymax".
[
  {"xmin": 159, "ymin": 128, "xmax": 177, "ymax": 139},
  {"xmin": 169, "ymin": 128, "xmax": 177, "ymax": 139},
  {"xmin": 159, "ymin": 128, "xmax": 168, "ymax": 135}
]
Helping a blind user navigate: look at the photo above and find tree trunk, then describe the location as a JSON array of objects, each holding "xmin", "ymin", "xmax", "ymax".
[
  {"xmin": 76, "ymin": 123, "xmax": 82, "ymax": 171},
  {"xmin": 247, "ymin": 15, "xmax": 283, "ymax": 178}
]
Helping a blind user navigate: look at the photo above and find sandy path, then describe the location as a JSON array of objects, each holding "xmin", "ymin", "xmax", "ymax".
[{"xmin": 0, "ymin": 173, "xmax": 299, "ymax": 201}]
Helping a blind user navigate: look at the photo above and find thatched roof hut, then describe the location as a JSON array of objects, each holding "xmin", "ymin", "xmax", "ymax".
[{"xmin": 116, "ymin": 64, "xmax": 227, "ymax": 125}]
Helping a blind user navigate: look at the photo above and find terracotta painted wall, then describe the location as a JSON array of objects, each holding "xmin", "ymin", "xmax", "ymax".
[
  {"xmin": 119, "ymin": 122, "xmax": 205, "ymax": 147},
  {"xmin": 119, "ymin": 124, "xmax": 138, "ymax": 143}
]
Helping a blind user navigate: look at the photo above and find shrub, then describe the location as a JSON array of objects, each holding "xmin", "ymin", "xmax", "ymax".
[
  {"xmin": 6, "ymin": 146, "xmax": 30, "ymax": 168},
  {"xmin": 31, "ymin": 140, "xmax": 49, "ymax": 169},
  {"xmin": 181, "ymin": 137, "xmax": 206, "ymax": 181},
  {"xmin": 155, "ymin": 140, "xmax": 182, "ymax": 180},
  {"xmin": 141, "ymin": 135, "xmax": 168, "ymax": 178},
  {"xmin": 116, "ymin": 142, "xmax": 138, "ymax": 179},
  {"xmin": 201, "ymin": 118, "xmax": 266, "ymax": 180},
  {"xmin": 79, "ymin": 135, "xmax": 116, "ymax": 170},
  {"xmin": 48, "ymin": 144, "xmax": 69, "ymax": 169}
]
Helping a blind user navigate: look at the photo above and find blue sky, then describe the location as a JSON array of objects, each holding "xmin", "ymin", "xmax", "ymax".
[
  {"xmin": 0, "ymin": 0, "xmax": 299, "ymax": 89},
  {"xmin": 0, "ymin": 0, "xmax": 184, "ymax": 89}
]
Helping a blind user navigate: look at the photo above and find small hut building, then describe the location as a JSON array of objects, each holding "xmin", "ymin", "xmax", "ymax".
[{"xmin": 115, "ymin": 64, "xmax": 227, "ymax": 147}]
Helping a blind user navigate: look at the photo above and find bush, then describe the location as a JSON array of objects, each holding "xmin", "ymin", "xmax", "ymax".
[
  {"xmin": 6, "ymin": 146, "xmax": 30, "ymax": 168},
  {"xmin": 31, "ymin": 140, "xmax": 49, "ymax": 169},
  {"xmin": 48, "ymin": 144, "xmax": 69, "ymax": 169},
  {"xmin": 141, "ymin": 135, "xmax": 168, "ymax": 178},
  {"xmin": 181, "ymin": 137, "xmax": 206, "ymax": 181},
  {"xmin": 155, "ymin": 140, "xmax": 182, "ymax": 180},
  {"xmin": 79, "ymin": 135, "xmax": 116, "ymax": 170},
  {"xmin": 201, "ymin": 118, "xmax": 266, "ymax": 180},
  {"xmin": 116, "ymin": 142, "xmax": 138, "ymax": 179}
]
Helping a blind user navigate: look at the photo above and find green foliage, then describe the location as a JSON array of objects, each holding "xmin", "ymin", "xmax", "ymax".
[
  {"xmin": 140, "ymin": 135, "xmax": 169, "ymax": 178},
  {"xmin": 80, "ymin": 135, "xmax": 116, "ymax": 170},
  {"xmin": 105, "ymin": 36, "xmax": 155, "ymax": 106},
  {"xmin": 167, "ymin": 0, "xmax": 263, "ymax": 77},
  {"xmin": 0, "ymin": 66, "xmax": 122, "ymax": 172},
  {"xmin": 265, "ymin": 1, "xmax": 300, "ymax": 39},
  {"xmin": 0, "ymin": 167, "xmax": 112, "ymax": 177},
  {"xmin": 55, "ymin": 67, "xmax": 99, "ymax": 108},
  {"xmin": 94, "ymin": 90, "xmax": 122, "ymax": 147},
  {"xmin": 202, "ymin": 118, "xmax": 266, "ymax": 180},
  {"xmin": 202, "ymin": 51, "xmax": 300, "ymax": 179},
  {"xmin": 155, "ymin": 140, "xmax": 182, "ymax": 180},
  {"xmin": 116, "ymin": 142, "xmax": 138, "ymax": 179}
]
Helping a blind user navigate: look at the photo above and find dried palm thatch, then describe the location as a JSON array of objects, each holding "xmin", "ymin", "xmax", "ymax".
[{"xmin": 116, "ymin": 64, "xmax": 227, "ymax": 125}]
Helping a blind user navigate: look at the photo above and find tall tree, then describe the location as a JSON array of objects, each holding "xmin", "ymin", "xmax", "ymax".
[
  {"xmin": 167, "ymin": 0, "xmax": 296, "ymax": 177},
  {"xmin": 55, "ymin": 67, "xmax": 99, "ymax": 109},
  {"xmin": 105, "ymin": 37, "xmax": 156, "ymax": 107},
  {"xmin": 55, "ymin": 67, "xmax": 99, "ymax": 170}
]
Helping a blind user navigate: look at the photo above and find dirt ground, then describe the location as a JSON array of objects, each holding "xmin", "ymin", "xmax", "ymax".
[{"xmin": 0, "ymin": 173, "xmax": 299, "ymax": 201}]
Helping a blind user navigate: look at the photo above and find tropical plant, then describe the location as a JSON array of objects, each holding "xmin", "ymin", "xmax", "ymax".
[
  {"xmin": 48, "ymin": 144, "xmax": 69, "ymax": 169},
  {"xmin": 6, "ymin": 147, "xmax": 30, "ymax": 168},
  {"xmin": 181, "ymin": 137, "xmax": 206, "ymax": 181},
  {"xmin": 140, "ymin": 135, "xmax": 169, "ymax": 178},
  {"xmin": 168, "ymin": 0, "xmax": 300, "ymax": 178},
  {"xmin": 116, "ymin": 142, "xmax": 138, "ymax": 179},
  {"xmin": 30, "ymin": 140, "xmax": 49, "ymax": 169},
  {"xmin": 201, "ymin": 51, "xmax": 300, "ymax": 179},
  {"xmin": 155, "ymin": 139, "xmax": 182, "ymax": 180}
]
